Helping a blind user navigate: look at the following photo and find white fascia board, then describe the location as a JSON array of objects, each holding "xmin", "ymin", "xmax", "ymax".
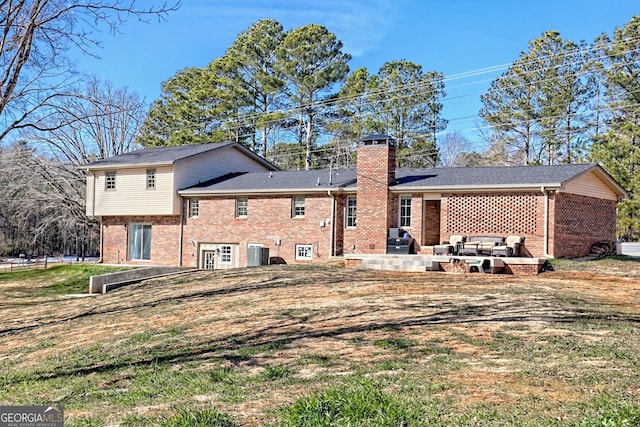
[
  {"xmin": 84, "ymin": 161, "xmax": 174, "ymax": 171},
  {"xmin": 178, "ymin": 187, "xmax": 348, "ymax": 197},
  {"xmin": 390, "ymin": 183, "xmax": 564, "ymax": 193}
]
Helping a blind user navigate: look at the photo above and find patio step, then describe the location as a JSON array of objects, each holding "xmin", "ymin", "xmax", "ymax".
[{"xmin": 361, "ymin": 256, "xmax": 440, "ymax": 272}]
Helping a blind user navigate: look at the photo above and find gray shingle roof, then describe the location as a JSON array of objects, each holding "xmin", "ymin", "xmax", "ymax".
[
  {"xmin": 393, "ymin": 164, "xmax": 597, "ymax": 188},
  {"xmin": 179, "ymin": 163, "xmax": 605, "ymax": 195},
  {"xmin": 180, "ymin": 168, "xmax": 357, "ymax": 193},
  {"xmin": 83, "ymin": 142, "xmax": 235, "ymax": 169}
]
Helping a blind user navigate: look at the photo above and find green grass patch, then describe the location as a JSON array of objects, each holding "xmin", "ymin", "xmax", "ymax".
[
  {"xmin": 159, "ymin": 408, "xmax": 239, "ymax": 427},
  {"xmin": 278, "ymin": 377, "xmax": 426, "ymax": 427},
  {"xmin": 0, "ymin": 264, "xmax": 135, "ymax": 297},
  {"xmin": 260, "ymin": 364, "xmax": 290, "ymax": 380}
]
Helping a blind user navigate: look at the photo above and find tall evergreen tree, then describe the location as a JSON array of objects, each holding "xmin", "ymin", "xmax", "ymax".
[
  {"xmin": 590, "ymin": 16, "xmax": 640, "ymax": 241},
  {"xmin": 137, "ymin": 64, "xmax": 226, "ymax": 146},
  {"xmin": 223, "ymin": 19, "xmax": 286, "ymax": 156},
  {"xmin": 276, "ymin": 24, "xmax": 351, "ymax": 170},
  {"xmin": 325, "ymin": 68, "xmax": 376, "ymax": 168},
  {"xmin": 480, "ymin": 31, "xmax": 596, "ymax": 165},
  {"xmin": 369, "ymin": 60, "xmax": 446, "ymax": 167}
]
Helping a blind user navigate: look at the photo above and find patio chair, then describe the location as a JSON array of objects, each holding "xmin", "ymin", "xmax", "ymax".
[
  {"xmin": 491, "ymin": 236, "xmax": 525, "ymax": 257},
  {"xmin": 433, "ymin": 234, "xmax": 466, "ymax": 255}
]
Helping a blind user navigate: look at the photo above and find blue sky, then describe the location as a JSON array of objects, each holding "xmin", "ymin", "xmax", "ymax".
[{"xmin": 69, "ymin": 0, "xmax": 639, "ymax": 148}]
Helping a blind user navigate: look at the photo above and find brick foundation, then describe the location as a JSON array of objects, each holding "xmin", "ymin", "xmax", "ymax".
[
  {"xmin": 101, "ymin": 216, "xmax": 181, "ymax": 265},
  {"xmin": 181, "ymin": 195, "xmax": 334, "ymax": 268}
]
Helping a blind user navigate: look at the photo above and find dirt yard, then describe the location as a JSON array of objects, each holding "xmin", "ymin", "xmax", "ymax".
[{"xmin": 0, "ymin": 258, "xmax": 639, "ymax": 426}]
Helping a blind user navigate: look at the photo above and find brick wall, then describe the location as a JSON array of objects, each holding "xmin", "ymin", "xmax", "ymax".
[
  {"xmin": 406, "ymin": 194, "xmax": 424, "ymax": 253},
  {"xmin": 552, "ymin": 192, "xmax": 617, "ymax": 258},
  {"xmin": 356, "ymin": 142, "xmax": 395, "ymax": 254},
  {"xmin": 181, "ymin": 194, "xmax": 334, "ymax": 267},
  {"xmin": 101, "ymin": 215, "xmax": 181, "ymax": 265},
  {"xmin": 441, "ymin": 192, "xmax": 545, "ymax": 257}
]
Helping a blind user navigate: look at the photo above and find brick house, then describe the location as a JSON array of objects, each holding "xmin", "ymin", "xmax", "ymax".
[{"xmin": 84, "ymin": 135, "xmax": 628, "ymax": 269}]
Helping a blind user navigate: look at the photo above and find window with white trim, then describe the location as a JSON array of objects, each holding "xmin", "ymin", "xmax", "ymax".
[
  {"xmin": 346, "ymin": 196, "xmax": 357, "ymax": 227},
  {"xmin": 236, "ymin": 197, "xmax": 248, "ymax": 217},
  {"xmin": 189, "ymin": 199, "xmax": 199, "ymax": 217},
  {"xmin": 129, "ymin": 224, "xmax": 151, "ymax": 260},
  {"xmin": 220, "ymin": 245, "xmax": 232, "ymax": 264},
  {"xmin": 105, "ymin": 171, "xmax": 116, "ymax": 190},
  {"xmin": 146, "ymin": 169, "xmax": 156, "ymax": 189},
  {"xmin": 296, "ymin": 244, "xmax": 313, "ymax": 260},
  {"xmin": 400, "ymin": 195, "xmax": 412, "ymax": 228},
  {"xmin": 292, "ymin": 196, "xmax": 305, "ymax": 217}
]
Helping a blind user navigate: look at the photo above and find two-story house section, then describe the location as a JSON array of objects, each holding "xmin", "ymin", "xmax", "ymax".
[{"xmin": 84, "ymin": 142, "xmax": 277, "ymax": 265}]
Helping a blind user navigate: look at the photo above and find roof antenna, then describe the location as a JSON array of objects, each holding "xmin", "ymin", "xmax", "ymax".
[
  {"xmin": 269, "ymin": 171, "xmax": 273, "ymax": 178},
  {"xmin": 316, "ymin": 177, "xmax": 320, "ymax": 186}
]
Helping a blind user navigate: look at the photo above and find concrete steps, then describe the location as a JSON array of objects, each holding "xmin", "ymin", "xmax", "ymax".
[{"xmin": 360, "ymin": 255, "xmax": 441, "ymax": 272}]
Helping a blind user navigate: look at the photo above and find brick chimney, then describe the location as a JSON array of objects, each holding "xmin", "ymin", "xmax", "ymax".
[{"xmin": 356, "ymin": 134, "xmax": 396, "ymax": 254}]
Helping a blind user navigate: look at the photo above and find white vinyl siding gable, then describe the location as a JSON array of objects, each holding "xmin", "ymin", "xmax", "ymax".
[
  {"xmin": 93, "ymin": 166, "xmax": 176, "ymax": 216},
  {"xmin": 562, "ymin": 171, "xmax": 618, "ymax": 201},
  {"xmin": 172, "ymin": 146, "xmax": 273, "ymax": 214}
]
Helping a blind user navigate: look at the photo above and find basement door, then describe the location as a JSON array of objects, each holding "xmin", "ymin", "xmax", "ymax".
[
  {"xmin": 202, "ymin": 251, "xmax": 216, "ymax": 270},
  {"xmin": 199, "ymin": 243, "xmax": 239, "ymax": 270}
]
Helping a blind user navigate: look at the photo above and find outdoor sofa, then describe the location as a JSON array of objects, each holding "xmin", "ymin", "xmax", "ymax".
[{"xmin": 458, "ymin": 235, "xmax": 505, "ymax": 256}]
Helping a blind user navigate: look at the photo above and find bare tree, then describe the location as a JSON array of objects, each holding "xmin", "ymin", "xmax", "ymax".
[
  {"xmin": 0, "ymin": 78, "xmax": 146, "ymax": 257},
  {"xmin": 26, "ymin": 77, "xmax": 146, "ymax": 163},
  {"xmin": 437, "ymin": 131, "xmax": 475, "ymax": 167},
  {"xmin": 0, "ymin": 0, "xmax": 178, "ymax": 142}
]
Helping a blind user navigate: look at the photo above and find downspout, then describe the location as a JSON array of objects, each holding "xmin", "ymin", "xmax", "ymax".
[
  {"xmin": 328, "ymin": 189, "xmax": 336, "ymax": 257},
  {"xmin": 99, "ymin": 217, "xmax": 104, "ymax": 263},
  {"xmin": 178, "ymin": 196, "xmax": 184, "ymax": 267},
  {"xmin": 542, "ymin": 186, "xmax": 554, "ymax": 258}
]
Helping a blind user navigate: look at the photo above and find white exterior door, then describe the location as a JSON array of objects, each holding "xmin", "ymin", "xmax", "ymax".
[
  {"xmin": 199, "ymin": 243, "xmax": 239, "ymax": 269},
  {"xmin": 203, "ymin": 251, "xmax": 216, "ymax": 270}
]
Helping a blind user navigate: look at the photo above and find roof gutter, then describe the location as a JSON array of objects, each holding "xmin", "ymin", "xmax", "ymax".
[
  {"xmin": 328, "ymin": 189, "xmax": 337, "ymax": 257},
  {"xmin": 178, "ymin": 197, "xmax": 184, "ymax": 267},
  {"xmin": 83, "ymin": 161, "xmax": 175, "ymax": 171},
  {"xmin": 542, "ymin": 186, "xmax": 554, "ymax": 258},
  {"xmin": 390, "ymin": 183, "xmax": 565, "ymax": 193},
  {"xmin": 178, "ymin": 186, "xmax": 350, "ymax": 197}
]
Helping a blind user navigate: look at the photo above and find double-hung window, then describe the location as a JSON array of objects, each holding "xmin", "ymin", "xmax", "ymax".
[
  {"xmin": 292, "ymin": 196, "xmax": 305, "ymax": 218},
  {"xmin": 146, "ymin": 169, "xmax": 156, "ymax": 189},
  {"xmin": 346, "ymin": 196, "xmax": 357, "ymax": 227},
  {"xmin": 105, "ymin": 171, "xmax": 116, "ymax": 190},
  {"xmin": 400, "ymin": 195, "xmax": 412, "ymax": 228},
  {"xmin": 189, "ymin": 199, "xmax": 199, "ymax": 218},
  {"xmin": 129, "ymin": 224, "xmax": 151, "ymax": 260},
  {"xmin": 236, "ymin": 197, "xmax": 248, "ymax": 218}
]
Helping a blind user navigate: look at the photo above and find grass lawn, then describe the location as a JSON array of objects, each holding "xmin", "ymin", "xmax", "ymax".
[{"xmin": 0, "ymin": 259, "xmax": 638, "ymax": 426}]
